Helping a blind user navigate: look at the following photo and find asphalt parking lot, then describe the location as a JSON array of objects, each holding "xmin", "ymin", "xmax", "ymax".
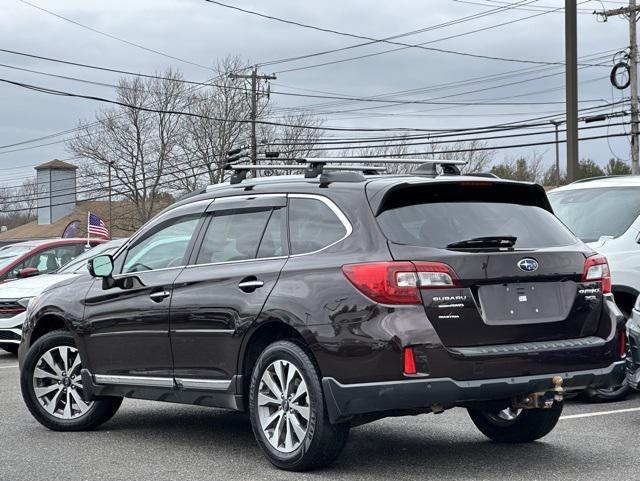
[{"xmin": 1, "ymin": 351, "xmax": 639, "ymax": 481}]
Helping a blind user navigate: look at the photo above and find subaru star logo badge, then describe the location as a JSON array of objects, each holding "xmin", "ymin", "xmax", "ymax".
[{"xmin": 517, "ymin": 258, "xmax": 539, "ymax": 272}]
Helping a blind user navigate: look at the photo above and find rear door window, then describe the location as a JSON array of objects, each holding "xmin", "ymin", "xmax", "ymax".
[
  {"xmin": 195, "ymin": 209, "xmax": 272, "ymax": 264},
  {"xmin": 289, "ymin": 197, "xmax": 348, "ymax": 255}
]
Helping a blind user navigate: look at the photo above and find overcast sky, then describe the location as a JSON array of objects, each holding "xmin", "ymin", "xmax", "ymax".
[{"xmin": 0, "ymin": 0, "xmax": 632, "ymax": 186}]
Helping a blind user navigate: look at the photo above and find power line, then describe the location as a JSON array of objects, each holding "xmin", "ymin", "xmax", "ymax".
[
  {"xmin": 203, "ymin": 0, "xmax": 602, "ymax": 67},
  {"xmin": 18, "ymin": 0, "xmax": 213, "ymax": 72}
]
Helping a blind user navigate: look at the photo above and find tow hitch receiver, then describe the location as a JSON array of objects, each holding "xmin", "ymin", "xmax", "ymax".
[{"xmin": 512, "ymin": 376, "xmax": 565, "ymax": 410}]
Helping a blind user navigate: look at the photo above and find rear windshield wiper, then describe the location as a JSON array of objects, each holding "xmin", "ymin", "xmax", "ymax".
[{"xmin": 446, "ymin": 236, "xmax": 517, "ymax": 250}]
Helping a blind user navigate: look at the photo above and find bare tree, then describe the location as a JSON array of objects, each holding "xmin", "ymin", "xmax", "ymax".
[
  {"xmin": 432, "ymin": 139, "xmax": 495, "ymax": 174},
  {"xmin": 67, "ymin": 69, "xmax": 188, "ymax": 228},
  {"xmin": 490, "ymin": 151, "xmax": 544, "ymax": 183},
  {"xmin": 174, "ymin": 55, "xmax": 251, "ymax": 190}
]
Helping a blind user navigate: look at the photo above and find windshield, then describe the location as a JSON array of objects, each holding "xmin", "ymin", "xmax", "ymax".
[
  {"xmin": 58, "ymin": 242, "xmax": 123, "ymax": 274},
  {"xmin": 377, "ymin": 202, "xmax": 577, "ymax": 249},
  {"xmin": 0, "ymin": 246, "xmax": 31, "ymax": 269},
  {"xmin": 548, "ymin": 187, "xmax": 640, "ymax": 242}
]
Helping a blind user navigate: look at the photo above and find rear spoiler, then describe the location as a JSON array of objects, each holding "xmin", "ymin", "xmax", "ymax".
[{"xmin": 367, "ymin": 179, "xmax": 553, "ymax": 216}]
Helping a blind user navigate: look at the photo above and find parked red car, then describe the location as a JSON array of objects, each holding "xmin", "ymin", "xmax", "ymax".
[{"xmin": 0, "ymin": 239, "xmax": 106, "ymax": 283}]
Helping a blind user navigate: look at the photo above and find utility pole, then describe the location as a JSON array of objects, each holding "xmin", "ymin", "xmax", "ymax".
[
  {"xmin": 566, "ymin": 0, "xmax": 579, "ymax": 182},
  {"xmin": 230, "ymin": 66, "xmax": 276, "ymax": 166},
  {"xmin": 596, "ymin": 1, "xmax": 640, "ymax": 174}
]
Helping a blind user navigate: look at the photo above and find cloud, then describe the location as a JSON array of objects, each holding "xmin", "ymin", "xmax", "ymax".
[{"xmin": 0, "ymin": 0, "xmax": 632, "ymax": 181}]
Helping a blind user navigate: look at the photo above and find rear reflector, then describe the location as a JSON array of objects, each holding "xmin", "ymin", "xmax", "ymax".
[
  {"xmin": 620, "ymin": 330, "xmax": 628, "ymax": 358},
  {"xmin": 342, "ymin": 261, "xmax": 459, "ymax": 305},
  {"xmin": 582, "ymin": 254, "xmax": 611, "ymax": 294},
  {"xmin": 403, "ymin": 347, "xmax": 417, "ymax": 375}
]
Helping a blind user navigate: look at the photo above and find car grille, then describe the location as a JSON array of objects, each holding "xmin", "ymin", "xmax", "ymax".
[
  {"xmin": 0, "ymin": 330, "xmax": 20, "ymax": 341},
  {"xmin": 0, "ymin": 301, "xmax": 25, "ymax": 319}
]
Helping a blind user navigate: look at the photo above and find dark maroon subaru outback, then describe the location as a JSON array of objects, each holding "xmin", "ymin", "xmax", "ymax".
[{"xmin": 18, "ymin": 160, "xmax": 626, "ymax": 471}]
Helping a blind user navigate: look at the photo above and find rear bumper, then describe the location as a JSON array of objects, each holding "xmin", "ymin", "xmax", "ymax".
[
  {"xmin": 626, "ymin": 309, "xmax": 640, "ymax": 390},
  {"xmin": 323, "ymin": 360, "xmax": 626, "ymax": 423}
]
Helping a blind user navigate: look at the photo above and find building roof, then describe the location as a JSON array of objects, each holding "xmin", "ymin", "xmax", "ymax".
[
  {"xmin": 34, "ymin": 159, "xmax": 78, "ymax": 171},
  {"xmin": 0, "ymin": 200, "xmax": 137, "ymax": 242}
]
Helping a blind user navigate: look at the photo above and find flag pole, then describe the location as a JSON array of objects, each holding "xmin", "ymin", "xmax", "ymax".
[{"xmin": 86, "ymin": 211, "xmax": 90, "ymax": 247}]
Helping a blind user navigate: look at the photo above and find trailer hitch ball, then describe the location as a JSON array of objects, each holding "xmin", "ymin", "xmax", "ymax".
[{"xmin": 552, "ymin": 375, "xmax": 564, "ymax": 402}]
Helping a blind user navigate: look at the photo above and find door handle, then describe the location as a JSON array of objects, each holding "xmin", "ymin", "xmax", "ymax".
[
  {"xmin": 238, "ymin": 278, "xmax": 264, "ymax": 292},
  {"xmin": 149, "ymin": 290, "xmax": 171, "ymax": 302}
]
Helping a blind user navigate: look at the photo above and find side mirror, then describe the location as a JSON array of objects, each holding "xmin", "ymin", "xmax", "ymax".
[
  {"xmin": 17, "ymin": 267, "xmax": 40, "ymax": 279},
  {"xmin": 88, "ymin": 255, "xmax": 114, "ymax": 278}
]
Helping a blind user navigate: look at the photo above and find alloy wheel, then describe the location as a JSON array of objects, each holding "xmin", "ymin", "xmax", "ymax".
[
  {"xmin": 488, "ymin": 407, "xmax": 523, "ymax": 424},
  {"xmin": 257, "ymin": 359, "xmax": 310, "ymax": 453},
  {"xmin": 32, "ymin": 346, "xmax": 93, "ymax": 419}
]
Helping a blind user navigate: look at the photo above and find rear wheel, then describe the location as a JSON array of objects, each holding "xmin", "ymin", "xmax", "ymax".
[
  {"xmin": 468, "ymin": 402, "xmax": 563, "ymax": 443},
  {"xmin": 249, "ymin": 340, "xmax": 349, "ymax": 471},
  {"xmin": 0, "ymin": 344, "xmax": 18, "ymax": 354},
  {"xmin": 20, "ymin": 330, "xmax": 122, "ymax": 431}
]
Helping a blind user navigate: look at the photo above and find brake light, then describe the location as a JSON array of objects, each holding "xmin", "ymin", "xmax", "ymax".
[
  {"xmin": 403, "ymin": 347, "xmax": 417, "ymax": 375},
  {"xmin": 341, "ymin": 261, "xmax": 459, "ymax": 305},
  {"xmin": 582, "ymin": 254, "xmax": 611, "ymax": 294}
]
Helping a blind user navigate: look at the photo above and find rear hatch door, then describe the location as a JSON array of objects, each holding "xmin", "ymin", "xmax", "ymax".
[{"xmin": 371, "ymin": 179, "xmax": 602, "ymax": 347}]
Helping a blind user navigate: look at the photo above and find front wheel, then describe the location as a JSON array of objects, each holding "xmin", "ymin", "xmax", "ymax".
[
  {"xmin": 20, "ymin": 330, "xmax": 122, "ymax": 431},
  {"xmin": 468, "ymin": 402, "xmax": 563, "ymax": 443},
  {"xmin": 249, "ymin": 340, "xmax": 349, "ymax": 471}
]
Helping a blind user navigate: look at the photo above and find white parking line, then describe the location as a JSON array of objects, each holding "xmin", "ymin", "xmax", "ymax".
[
  {"xmin": 560, "ymin": 407, "xmax": 640, "ymax": 420},
  {"xmin": 0, "ymin": 365, "xmax": 18, "ymax": 370}
]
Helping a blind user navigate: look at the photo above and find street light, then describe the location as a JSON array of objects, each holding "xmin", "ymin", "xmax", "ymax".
[{"xmin": 550, "ymin": 120, "xmax": 564, "ymax": 187}]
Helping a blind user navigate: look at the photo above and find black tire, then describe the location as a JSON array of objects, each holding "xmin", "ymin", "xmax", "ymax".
[
  {"xmin": 20, "ymin": 330, "xmax": 122, "ymax": 431},
  {"xmin": 248, "ymin": 340, "xmax": 349, "ymax": 471},
  {"xmin": 468, "ymin": 402, "xmax": 563, "ymax": 443},
  {"xmin": 0, "ymin": 344, "xmax": 18, "ymax": 354}
]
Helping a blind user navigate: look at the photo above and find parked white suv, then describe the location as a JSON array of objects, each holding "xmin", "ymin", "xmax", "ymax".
[{"xmin": 549, "ymin": 175, "xmax": 640, "ymax": 401}]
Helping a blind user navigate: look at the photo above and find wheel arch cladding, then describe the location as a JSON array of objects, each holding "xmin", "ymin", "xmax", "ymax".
[
  {"xmin": 30, "ymin": 314, "xmax": 69, "ymax": 346},
  {"xmin": 239, "ymin": 321, "xmax": 318, "ymax": 407}
]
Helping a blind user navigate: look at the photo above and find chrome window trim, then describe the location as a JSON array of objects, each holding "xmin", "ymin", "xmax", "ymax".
[
  {"xmin": 112, "ymin": 264, "xmax": 186, "ymax": 280},
  {"xmin": 288, "ymin": 193, "xmax": 353, "ymax": 257},
  {"xmin": 185, "ymin": 255, "xmax": 287, "ymax": 270},
  {"xmin": 176, "ymin": 378, "xmax": 232, "ymax": 391},
  {"xmin": 93, "ymin": 374, "xmax": 175, "ymax": 388}
]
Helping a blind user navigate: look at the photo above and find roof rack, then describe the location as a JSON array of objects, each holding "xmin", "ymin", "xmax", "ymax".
[{"xmin": 222, "ymin": 156, "xmax": 467, "ymax": 185}]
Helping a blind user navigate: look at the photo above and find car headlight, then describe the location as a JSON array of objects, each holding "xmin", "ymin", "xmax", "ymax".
[{"xmin": 17, "ymin": 297, "xmax": 33, "ymax": 310}]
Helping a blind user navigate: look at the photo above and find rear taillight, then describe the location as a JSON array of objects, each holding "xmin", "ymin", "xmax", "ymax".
[
  {"xmin": 582, "ymin": 254, "xmax": 611, "ymax": 294},
  {"xmin": 342, "ymin": 261, "xmax": 459, "ymax": 305}
]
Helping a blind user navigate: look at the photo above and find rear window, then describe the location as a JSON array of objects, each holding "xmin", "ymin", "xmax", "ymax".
[
  {"xmin": 548, "ymin": 187, "xmax": 640, "ymax": 242},
  {"xmin": 376, "ymin": 186, "xmax": 577, "ymax": 249}
]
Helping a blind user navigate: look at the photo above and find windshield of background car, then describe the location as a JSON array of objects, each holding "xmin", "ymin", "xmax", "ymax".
[
  {"xmin": 58, "ymin": 242, "xmax": 121, "ymax": 274},
  {"xmin": 548, "ymin": 187, "xmax": 640, "ymax": 242},
  {"xmin": 0, "ymin": 246, "xmax": 31, "ymax": 270}
]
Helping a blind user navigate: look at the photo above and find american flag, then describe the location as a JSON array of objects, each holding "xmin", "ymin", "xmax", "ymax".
[{"xmin": 88, "ymin": 212, "xmax": 110, "ymax": 239}]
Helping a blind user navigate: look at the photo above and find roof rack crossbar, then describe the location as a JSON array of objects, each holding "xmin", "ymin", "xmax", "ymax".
[{"xmin": 225, "ymin": 163, "xmax": 386, "ymax": 184}]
